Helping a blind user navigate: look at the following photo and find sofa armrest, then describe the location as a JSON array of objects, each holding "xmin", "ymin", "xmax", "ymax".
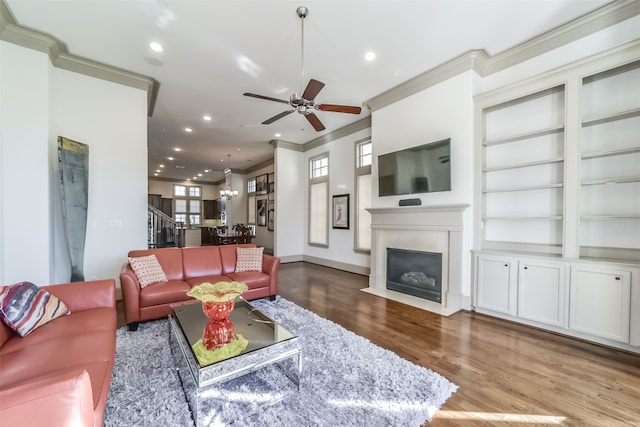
[
  {"xmin": 43, "ymin": 279, "xmax": 116, "ymax": 312},
  {"xmin": 262, "ymin": 254, "xmax": 281, "ymax": 296},
  {"xmin": 0, "ymin": 369, "xmax": 93, "ymax": 427},
  {"xmin": 119, "ymin": 263, "xmax": 142, "ymax": 324}
]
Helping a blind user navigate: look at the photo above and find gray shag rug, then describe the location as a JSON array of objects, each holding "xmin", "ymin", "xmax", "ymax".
[{"xmin": 104, "ymin": 297, "xmax": 457, "ymax": 426}]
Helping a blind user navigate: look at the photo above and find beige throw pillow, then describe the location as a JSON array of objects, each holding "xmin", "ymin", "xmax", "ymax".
[
  {"xmin": 235, "ymin": 247, "xmax": 264, "ymax": 272},
  {"xmin": 128, "ymin": 254, "xmax": 168, "ymax": 287}
]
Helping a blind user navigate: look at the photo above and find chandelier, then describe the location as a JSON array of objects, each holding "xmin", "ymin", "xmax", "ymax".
[{"xmin": 220, "ymin": 158, "xmax": 238, "ymax": 200}]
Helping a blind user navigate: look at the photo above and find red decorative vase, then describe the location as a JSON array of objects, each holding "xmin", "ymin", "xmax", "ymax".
[
  {"xmin": 202, "ymin": 300, "xmax": 235, "ymax": 320},
  {"xmin": 202, "ymin": 319, "xmax": 235, "ymax": 350}
]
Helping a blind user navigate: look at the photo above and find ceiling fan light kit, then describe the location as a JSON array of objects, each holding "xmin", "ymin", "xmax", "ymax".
[{"xmin": 243, "ymin": 6, "xmax": 361, "ymax": 132}]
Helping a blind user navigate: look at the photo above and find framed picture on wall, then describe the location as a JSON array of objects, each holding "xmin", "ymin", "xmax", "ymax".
[
  {"xmin": 268, "ymin": 172, "xmax": 275, "ymax": 194},
  {"xmin": 257, "ymin": 199, "xmax": 267, "ymax": 226},
  {"xmin": 256, "ymin": 174, "xmax": 268, "ymax": 195},
  {"xmin": 332, "ymin": 194, "xmax": 349, "ymax": 229},
  {"xmin": 267, "ymin": 201, "xmax": 275, "ymax": 231}
]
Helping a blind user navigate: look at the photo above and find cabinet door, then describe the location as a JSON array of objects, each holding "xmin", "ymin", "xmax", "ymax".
[
  {"xmin": 569, "ymin": 266, "xmax": 631, "ymax": 343},
  {"xmin": 518, "ymin": 261, "xmax": 566, "ymax": 327},
  {"xmin": 476, "ymin": 256, "xmax": 517, "ymax": 315}
]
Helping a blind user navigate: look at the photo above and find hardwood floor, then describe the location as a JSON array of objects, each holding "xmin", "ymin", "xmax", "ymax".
[{"xmin": 117, "ymin": 262, "xmax": 640, "ymax": 426}]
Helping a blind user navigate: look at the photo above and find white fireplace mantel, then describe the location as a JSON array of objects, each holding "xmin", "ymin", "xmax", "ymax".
[{"xmin": 362, "ymin": 204, "xmax": 469, "ymax": 316}]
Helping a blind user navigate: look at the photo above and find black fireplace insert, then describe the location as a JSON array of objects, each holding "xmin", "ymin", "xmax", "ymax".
[{"xmin": 386, "ymin": 248, "xmax": 442, "ymax": 303}]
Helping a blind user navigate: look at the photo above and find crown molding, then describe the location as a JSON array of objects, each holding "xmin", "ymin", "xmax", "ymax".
[
  {"xmin": 0, "ymin": 0, "xmax": 159, "ymax": 116},
  {"xmin": 364, "ymin": 50, "xmax": 489, "ymax": 112},
  {"xmin": 302, "ymin": 116, "xmax": 372, "ymax": 152},
  {"xmin": 244, "ymin": 158, "xmax": 274, "ymax": 174},
  {"xmin": 270, "ymin": 139, "xmax": 305, "ymax": 152},
  {"xmin": 364, "ymin": 0, "xmax": 640, "ymax": 112}
]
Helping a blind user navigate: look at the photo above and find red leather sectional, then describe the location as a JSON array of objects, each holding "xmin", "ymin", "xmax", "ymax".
[
  {"xmin": 119, "ymin": 244, "xmax": 280, "ymax": 331},
  {"xmin": 0, "ymin": 279, "xmax": 117, "ymax": 426}
]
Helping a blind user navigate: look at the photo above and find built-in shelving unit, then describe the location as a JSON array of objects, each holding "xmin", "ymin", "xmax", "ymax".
[
  {"xmin": 473, "ymin": 45, "xmax": 640, "ymax": 355},
  {"xmin": 579, "ymin": 60, "xmax": 640, "ymax": 262},
  {"xmin": 481, "ymin": 85, "xmax": 565, "ymax": 255}
]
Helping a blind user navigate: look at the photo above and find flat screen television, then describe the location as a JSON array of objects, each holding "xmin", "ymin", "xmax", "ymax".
[{"xmin": 378, "ymin": 138, "xmax": 451, "ymax": 197}]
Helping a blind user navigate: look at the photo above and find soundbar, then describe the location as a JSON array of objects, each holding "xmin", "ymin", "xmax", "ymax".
[{"xmin": 399, "ymin": 198, "xmax": 421, "ymax": 206}]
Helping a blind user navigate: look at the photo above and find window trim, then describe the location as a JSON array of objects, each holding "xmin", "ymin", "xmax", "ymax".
[
  {"xmin": 354, "ymin": 138, "xmax": 372, "ymax": 252},
  {"xmin": 308, "ymin": 152, "xmax": 329, "ymax": 247},
  {"xmin": 173, "ymin": 184, "xmax": 202, "ymax": 227}
]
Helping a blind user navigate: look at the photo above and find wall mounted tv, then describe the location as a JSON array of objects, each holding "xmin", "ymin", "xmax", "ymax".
[{"xmin": 378, "ymin": 138, "xmax": 451, "ymax": 197}]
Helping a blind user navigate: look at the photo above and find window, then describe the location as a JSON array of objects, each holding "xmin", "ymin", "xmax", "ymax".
[
  {"xmin": 357, "ymin": 140, "xmax": 372, "ymax": 167},
  {"xmin": 173, "ymin": 184, "xmax": 202, "ymax": 227},
  {"xmin": 247, "ymin": 178, "xmax": 256, "ymax": 194},
  {"xmin": 310, "ymin": 156, "xmax": 328, "ymax": 179},
  {"xmin": 355, "ymin": 139, "xmax": 372, "ymax": 251},
  {"xmin": 309, "ymin": 153, "xmax": 329, "ymax": 246}
]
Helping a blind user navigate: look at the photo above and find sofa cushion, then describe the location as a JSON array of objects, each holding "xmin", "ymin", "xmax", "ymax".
[
  {"xmin": 139, "ymin": 280, "xmax": 192, "ymax": 307},
  {"xmin": 225, "ymin": 271, "xmax": 271, "ymax": 290},
  {"xmin": 128, "ymin": 255, "xmax": 167, "ymax": 288},
  {"xmin": 182, "ymin": 247, "xmax": 223, "ymax": 279},
  {"xmin": 235, "ymin": 247, "xmax": 264, "ymax": 272},
  {"xmin": 0, "ymin": 282, "xmax": 70, "ymax": 337}
]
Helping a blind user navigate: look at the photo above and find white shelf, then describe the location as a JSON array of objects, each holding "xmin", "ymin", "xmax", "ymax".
[
  {"xmin": 581, "ymin": 146, "xmax": 640, "ymax": 160},
  {"xmin": 582, "ymin": 107, "xmax": 640, "ymax": 128},
  {"xmin": 483, "ymin": 125, "xmax": 564, "ymax": 147},
  {"xmin": 581, "ymin": 214, "xmax": 640, "ymax": 220},
  {"xmin": 484, "ymin": 216, "xmax": 563, "ymax": 220},
  {"xmin": 484, "ymin": 183, "xmax": 563, "ymax": 193},
  {"xmin": 484, "ymin": 157, "xmax": 564, "ymax": 173},
  {"xmin": 581, "ymin": 176, "xmax": 640, "ymax": 186}
]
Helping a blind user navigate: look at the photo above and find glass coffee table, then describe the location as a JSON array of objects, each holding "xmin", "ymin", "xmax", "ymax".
[{"xmin": 168, "ymin": 297, "xmax": 301, "ymax": 426}]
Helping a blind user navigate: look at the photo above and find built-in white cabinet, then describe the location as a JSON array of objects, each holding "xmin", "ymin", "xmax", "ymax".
[
  {"xmin": 473, "ymin": 46, "xmax": 640, "ymax": 354},
  {"xmin": 569, "ymin": 266, "xmax": 631, "ymax": 343},
  {"xmin": 475, "ymin": 255, "xmax": 517, "ymax": 315},
  {"xmin": 518, "ymin": 261, "xmax": 566, "ymax": 328}
]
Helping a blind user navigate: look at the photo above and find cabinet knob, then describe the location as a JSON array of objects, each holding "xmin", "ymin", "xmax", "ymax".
[
  {"xmin": 524, "ymin": 266, "xmax": 528, "ymax": 270},
  {"xmin": 615, "ymin": 277, "xmax": 621, "ymax": 280},
  {"xmin": 504, "ymin": 264, "xmax": 508, "ymax": 267}
]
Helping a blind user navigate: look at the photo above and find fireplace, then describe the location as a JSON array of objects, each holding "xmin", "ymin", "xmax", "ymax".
[
  {"xmin": 363, "ymin": 204, "xmax": 469, "ymax": 316},
  {"xmin": 386, "ymin": 248, "xmax": 442, "ymax": 303}
]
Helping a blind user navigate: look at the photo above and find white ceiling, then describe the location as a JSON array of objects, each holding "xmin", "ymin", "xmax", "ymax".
[{"xmin": 6, "ymin": 0, "xmax": 610, "ymax": 182}]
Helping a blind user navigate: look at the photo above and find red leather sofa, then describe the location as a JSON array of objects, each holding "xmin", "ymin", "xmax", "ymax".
[
  {"xmin": 0, "ymin": 279, "xmax": 117, "ymax": 427},
  {"xmin": 120, "ymin": 244, "xmax": 280, "ymax": 331}
]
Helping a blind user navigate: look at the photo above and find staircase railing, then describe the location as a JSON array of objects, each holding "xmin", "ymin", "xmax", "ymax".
[{"xmin": 148, "ymin": 205, "xmax": 185, "ymax": 248}]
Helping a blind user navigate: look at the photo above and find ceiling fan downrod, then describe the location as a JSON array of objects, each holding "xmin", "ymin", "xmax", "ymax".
[{"xmin": 297, "ymin": 6, "xmax": 308, "ymax": 98}]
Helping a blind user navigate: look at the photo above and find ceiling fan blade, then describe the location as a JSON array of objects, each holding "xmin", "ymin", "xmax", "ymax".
[
  {"xmin": 262, "ymin": 110, "xmax": 294, "ymax": 125},
  {"xmin": 318, "ymin": 104, "xmax": 362, "ymax": 114},
  {"xmin": 302, "ymin": 79, "xmax": 325, "ymax": 101},
  {"xmin": 305, "ymin": 113, "xmax": 326, "ymax": 131},
  {"xmin": 244, "ymin": 92, "xmax": 290, "ymax": 105}
]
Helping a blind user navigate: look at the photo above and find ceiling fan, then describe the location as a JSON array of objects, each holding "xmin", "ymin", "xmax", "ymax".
[{"xmin": 243, "ymin": 6, "xmax": 362, "ymax": 132}]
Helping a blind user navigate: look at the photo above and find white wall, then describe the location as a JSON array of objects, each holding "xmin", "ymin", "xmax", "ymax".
[
  {"xmin": 274, "ymin": 146, "xmax": 304, "ymax": 259},
  {"xmin": 0, "ymin": 40, "xmax": 148, "ymax": 289},
  {"xmin": 371, "ymin": 71, "xmax": 476, "ymax": 297},
  {"xmin": 303, "ymin": 127, "xmax": 372, "ymax": 270},
  {"xmin": 0, "ymin": 42, "xmax": 51, "ymax": 285},
  {"xmin": 49, "ymin": 67, "xmax": 148, "ymax": 283}
]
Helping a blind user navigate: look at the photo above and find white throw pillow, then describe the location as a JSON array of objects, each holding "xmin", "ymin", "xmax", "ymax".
[
  {"xmin": 128, "ymin": 254, "xmax": 168, "ymax": 287},
  {"xmin": 235, "ymin": 247, "xmax": 264, "ymax": 272}
]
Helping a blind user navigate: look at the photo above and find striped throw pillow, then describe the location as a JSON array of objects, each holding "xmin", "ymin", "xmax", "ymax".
[
  {"xmin": 235, "ymin": 247, "xmax": 264, "ymax": 272},
  {"xmin": 0, "ymin": 281, "xmax": 70, "ymax": 337}
]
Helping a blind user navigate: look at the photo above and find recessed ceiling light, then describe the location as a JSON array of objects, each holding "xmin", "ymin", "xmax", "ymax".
[
  {"xmin": 275, "ymin": 133, "xmax": 281, "ymax": 137},
  {"xmin": 193, "ymin": 177, "xmax": 198, "ymax": 180},
  {"xmin": 167, "ymin": 157, "xmax": 174, "ymax": 161},
  {"xmin": 203, "ymin": 115, "xmax": 212, "ymax": 121},
  {"xmin": 364, "ymin": 51, "xmax": 376, "ymax": 61},
  {"xmin": 184, "ymin": 127, "xmax": 192, "ymax": 133},
  {"xmin": 159, "ymin": 164, "xmax": 165, "ymax": 168},
  {"xmin": 204, "ymin": 169, "xmax": 211, "ymax": 173},
  {"xmin": 198, "ymin": 173, "xmax": 202, "ymax": 177},
  {"xmin": 154, "ymin": 173, "xmax": 158, "ymax": 176},
  {"xmin": 149, "ymin": 42, "xmax": 163, "ymax": 52},
  {"xmin": 155, "ymin": 169, "xmax": 161, "ymax": 173},
  {"xmin": 174, "ymin": 147, "xmax": 182, "ymax": 152}
]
